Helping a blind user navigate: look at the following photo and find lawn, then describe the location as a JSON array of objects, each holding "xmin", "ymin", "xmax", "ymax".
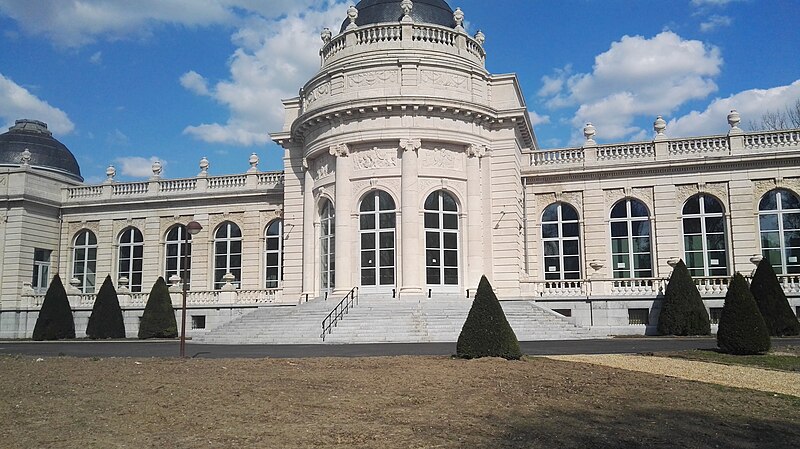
[
  {"xmin": 658, "ymin": 344, "xmax": 800, "ymax": 372},
  {"xmin": 1, "ymin": 355, "xmax": 799, "ymax": 448}
]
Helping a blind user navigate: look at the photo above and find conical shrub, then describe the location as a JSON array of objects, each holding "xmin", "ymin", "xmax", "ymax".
[
  {"xmin": 86, "ymin": 275, "xmax": 126, "ymax": 339},
  {"xmin": 750, "ymin": 259, "xmax": 799, "ymax": 336},
  {"xmin": 717, "ymin": 273, "xmax": 771, "ymax": 355},
  {"xmin": 456, "ymin": 276, "xmax": 522, "ymax": 360},
  {"xmin": 32, "ymin": 274, "xmax": 75, "ymax": 340},
  {"xmin": 138, "ymin": 277, "xmax": 177, "ymax": 339},
  {"xmin": 657, "ymin": 260, "xmax": 710, "ymax": 336}
]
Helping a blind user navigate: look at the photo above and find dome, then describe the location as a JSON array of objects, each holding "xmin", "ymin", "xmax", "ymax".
[
  {"xmin": 0, "ymin": 119, "xmax": 83, "ymax": 181},
  {"xmin": 340, "ymin": 0, "xmax": 456, "ymax": 33}
]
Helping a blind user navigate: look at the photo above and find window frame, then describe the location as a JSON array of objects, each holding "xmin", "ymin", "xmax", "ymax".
[
  {"xmin": 118, "ymin": 227, "xmax": 144, "ymax": 292},
  {"xmin": 609, "ymin": 199, "xmax": 653, "ymax": 279},
  {"xmin": 213, "ymin": 221, "xmax": 243, "ymax": 290},
  {"xmin": 681, "ymin": 194, "xmax": 729, "ymax": 277},
  {"xmin": 72, "ymin": 229, "xmax": 98, "ymax": 293},
  {"xmin": 541, "ymin": 202, "xmax": 582, "ymax": 280},
  {"xmin": 758, "ymin": 189, "xmax": 800, "ymax": 275}
]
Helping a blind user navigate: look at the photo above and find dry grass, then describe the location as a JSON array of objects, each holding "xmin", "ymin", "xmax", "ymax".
[{"xmin": 1, "ymin": 355, "xmax": 799, "ymax": 448}]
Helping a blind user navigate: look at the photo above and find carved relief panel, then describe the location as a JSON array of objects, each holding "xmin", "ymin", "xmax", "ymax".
[
  {"xmin": 675, "ymin": 182, "xmax": 729, "ymax": 209},
  {"xmin": 419, "ymin": 70, "xmax": 468, "ymax": 91},
  {"xmin": 303, "ymin": 82, "xmax": 330, "ymax": 110},
  {"xmin": 419, "ymin": 146, "xmax": 464, "ymax": 172},
  {"xmin": 112, "ymin": 218, "xmax": 146, "ymax": 238},
  {"xmin": 352, "ymin": 147, "xmax": 399, "ymax": 171},
  {"xmin": 347, "ymin": 69, "xmax": 399, "ymax": 88},
  {"xmin": 311, "ymin": 153, "xmax": 335, "ymax": 180}
]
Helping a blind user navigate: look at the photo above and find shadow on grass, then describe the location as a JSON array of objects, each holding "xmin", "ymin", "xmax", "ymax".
[{"xmin": 468, "ymin": 405, "xmax": 800, "ymax": 449}]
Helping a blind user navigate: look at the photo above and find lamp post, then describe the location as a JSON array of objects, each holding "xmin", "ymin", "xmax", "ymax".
[{"xmin": 180, "ymin": 221, "xmax": 203, "ymax": 358}]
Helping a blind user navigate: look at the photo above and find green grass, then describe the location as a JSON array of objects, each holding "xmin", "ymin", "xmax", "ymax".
[{"xmin": 658, "ymin": 345, "xmax": 800, "ymax": 372}]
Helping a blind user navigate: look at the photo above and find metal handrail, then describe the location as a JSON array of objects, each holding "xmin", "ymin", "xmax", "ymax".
[{"xmin": 321, "ymin": 287, "xmax": 359, "ymax": 341}]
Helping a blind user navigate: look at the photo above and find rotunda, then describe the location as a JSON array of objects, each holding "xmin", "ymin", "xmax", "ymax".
[{"xmin": 0, "ymin": 119, "xmax": 83, "ymax": 181}]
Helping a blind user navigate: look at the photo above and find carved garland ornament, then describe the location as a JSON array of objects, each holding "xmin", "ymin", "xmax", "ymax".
[
  {"xmin": 420, "ymin": 70, "xmax": 467, "ymax": 89},
  {"xmin": 67, "ymin": 220, "xmax": 100, "ymax": 239},
  {"xmin": 209, "ymin": 212, "xmax": 245, "ymax": 232},
  {"xmin": 347, "ymin": 70, "xmax": 398, "ymax": 88},
  {"xmin": 113, "ymin": 218, "xmax": 146, "ymax": 238},
  {"xmin": 304, "ymin": 82, "xmax": 330, "ymax": 108},
  {"xmin": 353, "ymin": 148, "xmax": 398, "ymax": 170},
  {"xmin": 422, "ymin": 147, "xmax": 456, "ymax": 169},
  {"xmin": 675, "ymin": 182, "xmax": 729, "ymax": 207}
]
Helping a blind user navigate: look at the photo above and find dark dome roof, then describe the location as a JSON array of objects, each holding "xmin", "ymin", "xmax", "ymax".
[
  {"xmin": 340, "ymin": 0, "xmax": 455, "ymax": 33},
  {"xmin": 0, "ymin": 119, "xmax": 83, "ymax": 181}
]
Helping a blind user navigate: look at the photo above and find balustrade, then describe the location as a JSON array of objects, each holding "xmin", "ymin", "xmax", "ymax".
[
  {"xmin": 160, "ymin": 178, "xmax": 197, "ymax": 192},
  {"xmin": 112, "ymin": 182, "xmax": 148, "ymax": 196},
  {"xmin": 744, "ymin": 129, "xmax": 800, "ymax": 149},
  {"xmin": 531, "ymin": 148, "xmax": 584, "ymax": 166},
  {"xmin": 668, "ymin": 137, "xmax": 729, "ymax": 155},
  {"xmin": 208, "ymin": 175, "xmax": 247, "ymax": 190},
  {"xmin": 597, "ymin": 143, "xmax": 654, "ymax": 160}
]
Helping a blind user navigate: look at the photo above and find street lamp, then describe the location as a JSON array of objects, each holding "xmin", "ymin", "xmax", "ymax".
[{"xmin": 180, "ymin": 220, "xmax": 203, "ymax": 358}]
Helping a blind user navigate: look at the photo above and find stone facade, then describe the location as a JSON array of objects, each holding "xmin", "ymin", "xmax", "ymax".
[{"xmin": 1, "ymin": 0, "xmax": 798, "ymax": 339}]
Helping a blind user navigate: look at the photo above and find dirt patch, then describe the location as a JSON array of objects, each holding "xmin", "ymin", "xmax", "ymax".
[{"xmin": 1, "ymin": 355, "xmax": 798, "ymax": 448}]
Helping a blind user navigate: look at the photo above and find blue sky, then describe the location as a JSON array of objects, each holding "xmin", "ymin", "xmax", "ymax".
[{"xmin": 0, "ymin": 0, "xmax": 798, "ymax": 182}]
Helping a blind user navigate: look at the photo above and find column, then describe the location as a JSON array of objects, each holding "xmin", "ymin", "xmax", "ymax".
[
  {"xmin": 302, "ymin": 159, "xmax": 315, "ymax": 299},
  {"xmin": 399, "ymin": 138, "xmax": 423, "ymax": 297},
  {"xmin": 331, "ymin": 143, "xmax": 352, "ymax": 297},
  {"xmin": 465, "ymin": 144, "xmax": 486, "ymax": 291}
]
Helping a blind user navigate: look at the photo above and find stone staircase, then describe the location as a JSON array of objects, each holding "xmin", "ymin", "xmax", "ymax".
[{"xmin": 195, "ymin": 292, "xmax": 592, "ymax": 345}]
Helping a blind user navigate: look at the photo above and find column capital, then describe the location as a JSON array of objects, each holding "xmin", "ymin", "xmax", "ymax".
[
  {"xmin": 400, "ymin": 138, "xmax": 422, "ymax": 152},
  {"xmin": 329, "ymin": 143, "xmax": 350, "ymax": 157},
  {"xmin": 301, "ymin": 157, "xmax": 309, "ymax": 171},
  {"xmin": 466, "ymin": 143, "xmax": 488, "ymax": 158}
]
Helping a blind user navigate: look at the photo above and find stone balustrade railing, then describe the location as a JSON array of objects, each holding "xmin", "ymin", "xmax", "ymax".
[
  {"xmin": 321, "ymin": 22, "xmax": 485, "ymax": 68},
  {"xmin": 22, "ymin": 288, "xmax": 283, "ymax": 309},
  {"xmin": 64, "ymin": 171, "xmax": 284, "ymax": 202},
  {"xmin": 528, "ymin": 128, "xmax": 800, "ymax": 168}
]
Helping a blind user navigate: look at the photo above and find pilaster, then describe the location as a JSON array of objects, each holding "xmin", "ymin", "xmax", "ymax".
[
  {"xmin": 399, "ymin": 138, "xmax": 423, "ymax": 297},
  {"xmin": 331, "ymin": 143, "xmax": 353, "ymax": 296}
]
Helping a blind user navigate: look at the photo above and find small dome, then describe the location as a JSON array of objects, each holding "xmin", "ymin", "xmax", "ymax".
[
  {"xmin": 0, "ymin": 119, "xmax": 83, "ymax": 181},
  {"xmin": 340, "ymin": 0, "xmax": 456, "ymax": 33}
]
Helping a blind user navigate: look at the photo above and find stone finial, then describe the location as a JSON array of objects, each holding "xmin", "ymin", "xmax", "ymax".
[
  {"xmin": 454, "ymin": 7, "xmax": 465, "ymax": 31},
  {"xmin": 399, "ymin": 138, "xmax": 421, "ymax": 152},
  {"xmin": 151, "ymin": 160, "xmax": 163, "ymax": 178},
  {"xmin": 727, "ymin": 109, "xmax": 741, "ymax": 129},
  {"xmin": 221, "ymin": 272, "xmax": 236, "ymax": 291},
  {"xmin": 105, "ymin": 165, "xmax": 116, "ymax": 183},
  {"xmin": 346, "ymin": 5, "xmax": 358, "ymax": 30},
  {"xmin": 400, "ymin": 0, "xmax": 413, "ymax": 16},
  {"xmin": 198, "ymin": 156, "xmax": 209, "ymax": 177},
  {"xmin": 667, "ymin": 257, "xmax": 680, "ymax": 268},
  {"xmin": 20, "ymin": 148, "xmax": 31, "ymax": 165},
  {"xmin": 583, "ymin": 122, "xmax": 597, "ymax": 145},
  {"xmin": 474, "ymin": 30, "xmax": 485, "ymax": 46},
  {"xmin": 589, "ymin": 260, "xmax": 604, "ymax": 271},
  {"xmin": 329, "ymin": 143, "xmax": 350, "ymax": 157},
  {"xmin": 466, "ymin": 143, "xmax": 487, "ymax": 158},
  {"xmin": 321, "ymin": 27, "xmax": 332, "ymax": 44},
  {"xmin": 248, "ymin": 152, "xmax": 259, "ymax": 173},
  {"xmin": 653, "ymin": 115, "xmax": 667, "ymax": 139}
]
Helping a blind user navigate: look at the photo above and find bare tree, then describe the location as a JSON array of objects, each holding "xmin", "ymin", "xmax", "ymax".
[{"xmin": 748, "ymin": 99, "xmax": 800, "ymax": 131}]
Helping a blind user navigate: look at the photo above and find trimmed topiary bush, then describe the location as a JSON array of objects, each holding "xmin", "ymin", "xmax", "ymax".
[
  {"xmin": 138, "ymin": 277, "xmax": 177, "ymax": 339},
  {"xmin": 32, "ymin": 274, "xmax": 75, "ymax": 340},
  {"xmin": 86, "ymin": 275, "xmax": 126, "ymax": 339},
  {"xmin": 750, "ymin": 259, "xmax": 799, "ymax": 336},
  {"xmin": 456, "ymin": 275, "xmax": 522, "ymax": 360},
  {"xmin": 657, "ymin": 260, "xmax": 711, "ymax": 336},
  {"xmin": 717, "ymin": 273, "xmax": 771, "ymax": 355}
]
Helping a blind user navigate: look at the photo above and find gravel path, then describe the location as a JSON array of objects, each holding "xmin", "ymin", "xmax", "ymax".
[{"xmin": 548, "ymin": 354, "xmax": 800, "ymax": 397}]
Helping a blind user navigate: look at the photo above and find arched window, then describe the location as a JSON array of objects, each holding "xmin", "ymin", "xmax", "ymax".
[
  {"xmin": 759, "ymin": 189, "xmax": 800, "ymax": 274},
  {"xmin": 165, "ymin": 225, "xmax": 192, "ymax": 288},
  {"xmin": 424, "ymin": 190, "xmax": 459, "ymax": 286},
  {"xmin": 320, "ymin": 199, "xmax": 335, "ymax": 292},
  {"xmin": 359, "ymin": 190, "xmax": 396, "ymax": 289},
  {"xmin": 265, "ymin": 220, "xmax": 283, "ymax": 288},
  {"xmin": 541, "ymin": 202, "xmax": 581, "ymax": 280},
  {"xmin": 214, "ymin": 222, "xmax": 242, "ymax": 290},
  {"xmin": 610, "ymin": 199, "xmax": 652, "ymax": 278},
  {"xmin": 73, "ymin": 230, "xmax": 97, "ymax": 293},
  {"xmin": 118, "ymin": 227, "xmax": 144, "ymax": 292},
  {"xmin": 682, "ymin": 194, "xmax": 728, "ymax": 277}
]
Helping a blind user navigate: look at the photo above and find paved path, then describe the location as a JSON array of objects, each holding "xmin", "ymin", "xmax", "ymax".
[
  {"xmin": 549, "ymin": 354, "xmax": 800, "ymax": 397},
  {"xmin": 1, "ymin": 337, "xmax": 798, "ymax": 359}
]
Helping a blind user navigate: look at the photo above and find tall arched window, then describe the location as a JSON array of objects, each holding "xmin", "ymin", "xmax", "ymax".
[
  {"xmin": 214, "ymin": 222, "xmax": 242, "ymax": 290},
  {"xmin": 320, "ymin": 199, "xmax": 335, "ymax": 293},
  {"xmin": 759, "ymin": 189, "xmax": 800, "ymax": 274},
  {"xmin": 425, "ymin": 190, "xmax": 459, "ymax": 286},
  {"xmin": 118, "ymin": 227, "xmax": 144, "ymax": 292},
  {"xmin": 610, "ymin": 199, "xmax": 652, "ymax": 278},
  {"xmin": 73, "ymin": 230, "xmax": 97, "ymax": 293},
  {"xmin": 165, "ymin": 225, "xmax": 192, "ymax": 288},
  {"xmin": 541, "ymin": 202, "xmax": 581, "ymax": 280},
  {"xmin": 682, "ymin": 194, "xmax": 728, "ymax": 277},
  {"xmin": 360, "ymin": 190, "xmax": 396, "ymax": 289},
  {"xmin": 265, "ymin": 220, "xmax": 283, "ymax": 288}
]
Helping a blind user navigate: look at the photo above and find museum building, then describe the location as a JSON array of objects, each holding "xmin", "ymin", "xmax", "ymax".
[{"xmin": 1, "ymin": 0, "xmax": 798, "ymax": 342}]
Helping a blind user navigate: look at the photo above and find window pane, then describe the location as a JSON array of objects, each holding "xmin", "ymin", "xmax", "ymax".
[
  {"xmin": 629, "ymin": 201, "xmax": 649, "ymax": 218},
  {"xmin": 610, "ymin": 202, "xmax": 627, "ymax": 219},
  {"xmin": 443, "ymin": 233, "xmax": 457, "ymax": 249},
  {"xmin": 764, "ymin": 249, "xmax": 783, "ymax": 268},
  {"xmin": 379, "ymin": 268, "xmax": 394, "ymax": 285},
  {"xmin": 360, "ymin": 214, "xmax": 375, "ymax": 230},
  {"xmin": 561, "ymin": 204, "xmax": 578, "ymax": 221},
  {"xmin": 443, "ymin": 214, "xmax": 458, "ymax": 230},
  {"xmin": 229, "ymin": 225, "xmax": 242, "ymax": 238},
  {"xmin": 759, "ymin": 214, "xmax": 779, "ymax": 231},
  {"xmin": 133, "ymin": 246, "xmax": 143, "ymax": 258},
  {"xmin": 441, "ymin": 193, "xmax": 457, "ymax": 212},
  {"xmin": 379, "ymin": 250, "xmax": 394, "ymax": 266},
  {"xmin": 426, "ymin": 231, "xmax": 439, "ymax": 248},
  {"xmin": 544, "ymin": 257, "xmax": 560, "ymax": 274},
  {"xmin": 612, "ymin": 255, "xmax": 629, "ymax": 271},
  {"xmin": 708, "ymin": 251, "xmax": 727, "ymax": 269},
  {"xmin": 266, "ymin": 238, "xmax": 279, "ymax": 251},
  {"xmin": 683, "ymin": 196, "xmax": 700, "ymax": 215},
  {"xmin": 443, "ymin": 250, "xmax": 457, "ymax": 267},
  {"xmin": 541, "ymin": 224, "xmax": 559, "ymax": 239},
  {"xmin": 360, "ymin": 196, "xmax": 375, "ymax": 212},
  {"xmin": 562, "ymin": 223, "xmax": 579, "ymax": 237},
  {"xmin": 705, "ymin": 217, "xmax": 725, "ymax": 233},
  {"xmin": 781, "ymin": 191, "xmax": 800, "ymax": 210},
  {"xmin": 444, "ymin": 268, "xmax": 458, "ymax": 284},
  {"xmin": 611, "ymin": 238, "xmax": 628, "ymax": 254},
  {"xmin": 706, "ymin": 234, "xmax": 726, "ymax": 251},
  {"xmin": 231, "ymin": 241, "xmax": 242, "ymax": 254},
  {"xmin": 635, "ymin": 254, "xmax": 652, "ymax": 270},
  {"xmin": 563, "ymin": 240, "xmax": 579, "ymax": 255},
  {"xmin": 760, "ymin": 232, "xmax": 780, "ymax": 249},
  {"xmin": 379, "ymin": 213, "xmax": 396, "ymax": 229},
  {"xmin": 683, "ymin": 218, "xmax": 702, "ymax": 234},
  {"xmin": 703, "ymin": 196, "xmax": 723, "ymax": 214},
  {"xmin": 784, "ymin": 213, "xmax": 800, "ymax": 230},
  {"xmin": 686, "ymin": 252, "xmax": 704, "ymax": 269},
  {"xmin": 759, "ymin": 192, "xmax": 778, "ymax": 211},
  {"xmin": 632, "ymin": 237, "xmax": 650, "ymax": 253},
  {"xmin": 424, "ymin": 213, "xmax": 438, "ymax": 229},
  {"xmin": 361, "ymin": 251, "xmax": 375, "ymax": 268},
  {"xmin": 684, "ymin": 235, "xmax": 703, "ymax": 251},
  {"xmin": 786, "ymin": 231, "xmax": 800, "ymax": 247},
  {"xmin": 361, "ymin": 233, "xmax": 375, "ymax": 250},
  {"xmin": 267, "ymin": 253, "xmax": 278, "ymax": 266},
  {"xmin": 426, "ymin": 268, "xmax": 440, "ymax": 284},
  {"xmin": 631, "ymin": 220, "xmax": 650, "ymax": 237},
  {"xmin": 361, "ymin": 269, "xmax": 376, "ymax": 285},
  {"xmin": 543, "ymin": 241, "xmax": 559, "ymax": 256},
  {"xmin": 426, "ymin": 250, "xmax": 439, "ymax": 266},
  {"xmin": 378, "ymin": 192, "xmax": 395, "ymax": 211},
  {"xmin": 610, "ymin": 222, "xmax": 628, "ymax": 238},
  {"xmin": 542, "ymin": 204, "xmax": 558, "ymax": 222},
  {"xmin": 424, "ymin": 192, "xmax": 439, "ymax": 211},
  {"xmin": 563, "ymin": 256, "xmax": 580, "ymax": 272},
  {"xmin": 379, "ymin": 232, "xmax": 393, "ymax": 249}
]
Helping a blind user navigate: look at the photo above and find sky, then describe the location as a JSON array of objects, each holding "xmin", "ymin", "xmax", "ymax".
[{"xmin": 0, "ymin": 0, "xmax": 799, "ymax": 182}]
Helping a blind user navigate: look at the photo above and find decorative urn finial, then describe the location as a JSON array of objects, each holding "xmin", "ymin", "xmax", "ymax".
[
  {"xmin": 583, "ymin": 122, "xmax": 597, "ymax": 143},
  {"xmin": 248, "ymin": 152, "xmax": 259, "ymax": 173},
  {"xmin": 727, "ymin": 109, "xmax": 741, "ymax": 129},
  {"xmin": 474, "ymin": 30, "xmax": 485, "ymax": 46},
  {"xmin": 346, "ymin": 5, "xmax": 358, "ymax": 30},
  {"xmin": 454, "ymin": 7, "xmax": 465, "ymax": 31},
  {"xmin": 400, "ymin": 0, "xmax": 413, "ymax": 16},
  {"xmin": 654, "ymin": 115, "xmax": 667, "ymax": 138},
  {"xmin": 198, "ymin": 156, "xmax": 210, "ymax": 177},
  {"xmin": 320, "ymin": 27, "xmax": 332, "ymax": 44},
  {"xmin": 151, "ymin": 160, "xmax": 162, "ymax": 178},
  {"xmin": 20, "ymin": 148, "xmax": 31, "ymax": 165},
  {"xmin": 105, "ymin": 165, "xmax": 116, "ymax": 183}
]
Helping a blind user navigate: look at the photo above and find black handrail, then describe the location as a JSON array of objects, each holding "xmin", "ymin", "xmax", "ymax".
[{"xmin": 321, "ymin": 287, "xmax": 359, "ymax": 341}]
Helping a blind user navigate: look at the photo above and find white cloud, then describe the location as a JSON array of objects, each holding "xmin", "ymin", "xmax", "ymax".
[
  {"xmin": 700, "ymin": 15, "xmax": 732, "ymax": 32},
  {"xmin": 668, "ymin": 80, "xmax": 800, "ymax": 137},
  {"xmin": 0, "ymin": 72, "xmax": 74, "ymax": 134},
  {"xmin": 114, "ymin": 156, "xmax": 166, "ymax": 178},
  {"xmin": 183, "ymin": 1, "xmax": 347, "ymax": 146},
  {"xmin": 539, "ymin": 31, "xmax": 723, "ymax": 142},
  {"xmin": 528, "ymin": 111, "xmax": 550, "ymax": 126},
  {"xmin": 0, "ymin": 0, "xmax": 318, "ymax": 47},
  {"xmin": 691, "ymin": 0, "xmax": 743, "ymax": 6},
  {"xmin": 89, "ymin": 51, "xmax": 102, "ymax": 64},
  {"xmin": 180, "ymin": 71, "xmax": 210, "ymax": 96}
]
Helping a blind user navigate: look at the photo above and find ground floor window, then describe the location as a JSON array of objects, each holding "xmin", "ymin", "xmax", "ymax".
[{"xmin": 32, "ymin": 248, "xmax": 51, "ymax": 294}]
